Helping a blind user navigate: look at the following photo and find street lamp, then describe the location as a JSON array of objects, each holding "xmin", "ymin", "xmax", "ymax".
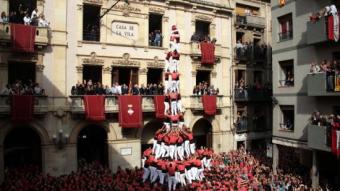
[
  {"xmin": 52, "ymin": 129, "xmax": 69, "ymax": 150},
  {"xmin": 100, "ymin": 0, "xmax": 129, "ymax": 19}
]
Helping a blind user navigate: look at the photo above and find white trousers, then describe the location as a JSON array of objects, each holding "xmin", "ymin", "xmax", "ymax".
[
  {"xmin": 171, "ymin": 101, "xmax": 177, "ymax": 115},
  {"xmin": 168, "ymin": 175, "xmax": 177, "ymax": 191},
  {"xmin": 185, "ymin": 169, "xmax": 192, "ymax": 184},
  {"xmin": 142, "ymin": 167, "xmax": 150, "ymax": 182},
  {"xmin": 184, "ymin": 140, "xmax": 190, "ymax": 157},
  {"xmin": 164, "ymin": 101, "xmax": 170, "ymax": 115},
  {"xmin": 190, "ymin": 143, "xmax": 196, "ymax": 154}
]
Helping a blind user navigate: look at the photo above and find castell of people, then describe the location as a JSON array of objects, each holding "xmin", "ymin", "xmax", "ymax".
[{"xmin": 0, "ymin": 0, "xmax": 340, "ymax": 190}]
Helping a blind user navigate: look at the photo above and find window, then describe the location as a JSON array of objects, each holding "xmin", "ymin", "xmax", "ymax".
[
  {"xmin": 8, "ymin": 62, "xmax": 36, "ymax": 84},
  {"xmin": 83, "ymin": 65, "xmax": 102, "ymax": 84},
  {"xmin": 195, "ymin": 20, "xmax": 210, "ymax": 41},
  {"xmin": 112, "ymin": 67, "xmax": 138, "ymax": 86},
  {"xmin": 279, "ymin": 60, "xmax": 294, "ymax": 87},
  {"xmin": 278, "ymin": 13, "xmax": 293, "ymax": 41},
  {"xmin": 196, "ymin": 70, "xmax": 211, "ymax": 85},
  {"xmin": 147, "ymin": 68, "xmax": 163, "ymax": 85},
  {"xmin": 9, "ymin": 0, "xmax": 37, "ymax": 24},
  {"xmin": 83, "ymin": 4, "xmax": 100, "ymax": 41},
  {"xmin": 280, "ymin": 105, "xmax": 294, "ymax": 131},
  {"xmin": 148, "ymin": 13, "xmax": 163, "ymax": 47}
]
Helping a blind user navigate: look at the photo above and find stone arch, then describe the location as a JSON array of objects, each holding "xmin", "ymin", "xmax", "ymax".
[
  {"xmin": 140, "ymin": 120, "xmax": 163, "ymax": 152},
  {"xmin": 191, "ymin": 118, "xmax": 213, "ymax": 149},
  {"xmin": 76, "ymin": 124, "xmax": 109, "ymax": 166},
  {"xmin": 3, "ymin": 125, "xmax": 42, "ymax": 169},
  {"xmin": 69, "ymin": 122, "xmax": 109, "ymax": 144},
  {"xmin": 189, "ymin": 116, "xmax": 220, "ymax": 132}
]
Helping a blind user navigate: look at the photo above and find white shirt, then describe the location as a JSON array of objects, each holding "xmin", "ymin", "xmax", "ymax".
[
  {"xmin": 31, "ymin": 10, "xmax": 38, "ymax": 19},
  {"xmin": 34, "ymin": 86, "xmax": 41, "ymax": 94},
  {"xmin": 23, "ymin": 16, "xmax": 31, "ymax": 25},
  {"xmin": 38, "ymin": 18, "xmax": 49, "ymax": 27},
  {"xmin": 116, "ymin": 85, "xmax": 122, "ymax": 95},
  {"xmin": 1, "ymin": 87, "xmax": 12, "ymax": 95}
]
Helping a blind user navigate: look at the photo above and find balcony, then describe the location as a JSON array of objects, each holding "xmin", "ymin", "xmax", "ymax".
[
  {"xmin": 0, "ymin": 23, "xmax": 49, "ymax": 47},
  {"xmin": 188, "ymin": 95, "xmax": 223, "ymax": 111},
  {"xmin": 0, "ymin": 95, "xmax": 48, "ymax": 115},
  {"xmin": 70, "ymin": 95, "xmax": 155, "ymax": 113},
  {"xmin": 234, "ymin": 88, "xmax": 272, "ymax": 102},
  {"xmin": 235, "ymin": 116, "xmax": 270, "ymax": 134},
  {"xmin": 307, "ymin": 16, "xmax": 328, "ymax": 45},
  {"xmin": 307, "ymin": 73, "xmax": 340, "ymax": 96},
  {"xmin": 307, "ymin": 124, "xmax": 331, "ymax": 152},
  {"xmin": 235, "ymin": 118, "xmax": 248, "ymax": 133},
  {"xmin": 236, "ymin": 15, "xmax": 266, "ymax": 28},
  {"xmin": 189, "ymin": 42, "xmax": 221, "ymax": 62}
]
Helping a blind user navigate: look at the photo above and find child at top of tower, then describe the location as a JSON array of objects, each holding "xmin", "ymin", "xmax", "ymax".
[{"xmin": 170, "ymin": 25, "xmax": 180, "ymax": 43}]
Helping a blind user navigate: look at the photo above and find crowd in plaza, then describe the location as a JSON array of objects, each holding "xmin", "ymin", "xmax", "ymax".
[
  {"xmin": 1, "ymin": 80, "xmax": 45, "ymax": 96},
  {"xmin": 71, "ymin": 80, "xmax": 165, "ymax": 96},
  {"xmin": 309, "ymin": 59, "xmax": 340, "ymax": 92},
  {"xmin": 0, "ymin": 5, "xmax": 49, "ymax": 27},
  {"xmin": 192, "ymin": 81, "xmax": 219, "ymax": 96},
  {"xmin": 1, "ymin": 147, "xmax": 321, "ymax": 191}
]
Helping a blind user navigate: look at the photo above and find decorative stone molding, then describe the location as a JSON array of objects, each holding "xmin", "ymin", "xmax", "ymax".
[
  {"xmin": 9, "ymin": 53, "xmax": 38, "ymax": 62},
  {"xmin": 114, "ymin": 4, "xmax": 141, "ymax": 16},
  {"xmin": 76, "ymin": 66, "xmax": 83, "ymax": 73},
  {"xmin": 103, "ymin": 66, "xmax": 112, "ymax": 74},
  {"xmin": 112, "ymin": 53, "xmax": 141, "ymax": 67},
  {"xmin": 36, "ymin": 64, "xmax": 45, "ymax": 72},
  {"xmin": 196, "ymin": 64, "xmax": 213, "ymax": 71},
  {"xmin": 162, "ymin": 16, "xmax": 169, "ymax": 22},
  {"xmin": 83, "ymin": 0, "xmax": 103, "ymax": 5},
  {"xmin": 195, "ymin": 15, "xmax": 213, "ymax": 22},
  {"xmin": 77, "ymin": 4, "xmax": 83, "ymax": 10},
  {"xmin": 82, "ymin": 52, "xmax": 105, "ymax": 65},
  {"xmin": 147, "ymin": 56, "xmax": 165, "ymax": 68},
  {"xmin": 149, "ymin": 7, "xmax": 165, "ymax": 14},
  {"xmin": 191, "ymin": 71, "xmax": 197, "ymax": 77},
  {"xmin": 139, "ymin": 68, "xmax": 148, "ymax": 75}
]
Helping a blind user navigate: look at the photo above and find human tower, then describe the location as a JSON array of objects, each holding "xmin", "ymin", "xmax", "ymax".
[{"xmin": 142, "ymin": 25, "xmax": 213, "ymax": 191}]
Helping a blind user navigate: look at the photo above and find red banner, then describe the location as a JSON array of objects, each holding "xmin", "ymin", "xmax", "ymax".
[
  {"xmin": 202, "ymin": 95, "xmax": 217, "ymax": 115},
  {"xmin": 11, "ymin": 95, "xmax": 34, "ymax": 122},
  {"xmin": 83, "ymin": 96, "xmax": 105, "ymax": 121},
  {"xmin": 332, "ymin": 123, "xmax": 340, "ymax": 156},
  {"xmin": 154, "ymin": 95, "xmax": 165, "ymax": 119},
  {"xmin": 200, "ymin": 42, "xmax": 215, "ymax": 65},
  {"xmin": 10, "ymin": 24, "xmax": 36, "ymax": 53},
  {"xmin": 118, "ymin": 95, "xmax": 143, "ymax": 128}
]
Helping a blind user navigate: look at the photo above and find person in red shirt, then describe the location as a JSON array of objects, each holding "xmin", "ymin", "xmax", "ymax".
[
  {"xmin": 176, "ymin": 161, "xmax": 186, "ymax": 186},
  {"xmin": 167, "ymin": 162, "xmax": 178, "ymax": 191}
]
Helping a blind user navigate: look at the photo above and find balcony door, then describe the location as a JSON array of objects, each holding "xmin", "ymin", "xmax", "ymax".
[
  {"xmin": 8, "ymin": 62, "xmax": 36, "ymax": 84},
  {"xmin": 112, "ymin": 67, "xmax": 138, "ymax": 86}
]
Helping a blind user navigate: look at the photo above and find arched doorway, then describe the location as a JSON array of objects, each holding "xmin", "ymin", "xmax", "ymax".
[
  {"xmin": 192, "ymin": 118, "xmax": 212, "ymax": 149},
  {"xmin": 4, "ymin": 126, "xmax": 42, "ymax": 169},
  {"xmin": 141, "ymin": 121, "xmax": 163, "ymax": 152},
  {"xmin": 77, "ymin": 124, "xmax": 108, "ymax": 166}
]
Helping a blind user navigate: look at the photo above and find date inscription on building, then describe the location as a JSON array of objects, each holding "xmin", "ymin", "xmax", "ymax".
[{"xmin": 112, "ymin": 22, "xmax": 138, "ymax": 40}]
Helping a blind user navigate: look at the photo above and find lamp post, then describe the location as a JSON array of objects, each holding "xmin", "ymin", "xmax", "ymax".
[
  {"xmin": 99, "ymin": 0, "xmax": 129, "ymax": 19},
  {"xmin": 52, "ymin": 129, "xmax": 69, "ymax": 150}
]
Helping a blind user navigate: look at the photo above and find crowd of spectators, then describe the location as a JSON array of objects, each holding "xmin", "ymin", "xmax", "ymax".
[
  {"xmin": 192, "ymin": 81, "xmax": 219, "ymax": 96},
  {"xmin": 234, "ymin": 78, "xmax": 272, "ymax": 98},
  {"xmin": 310, "ymin": 111, "xmax": 340, "ymax": 127},
  {"xmin": 149, "ymin": 30, "xmax": 163, "ymax": 47},
  {"xmin": 309, "ymin": 59, "xmax": 340, "ymax": 92},
  {"xmin": 71, "ymin": 80, "xmax": 164, "ymax": 96},
  {"xmin": 1, "ymin": 80, "xmax": 45, "ymax": 96},
  {"xmin": 190, "ymin": 33, "xmax": 217, "ymax": 44},
  {"xmin": 235, "ymin": 40, "xmax": 267, "ymax": 60},
  {"xmin": 1, "ymin": 147, "xmax": 319, "ymax": 191},
  {"xmin": 1, "ymin": 4, "xmax": 50, "ymax": 27}
]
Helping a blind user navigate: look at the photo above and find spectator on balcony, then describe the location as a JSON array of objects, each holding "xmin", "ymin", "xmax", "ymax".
[
  {"xmin": 31, "ymin": 8, "xmax": 38, "ymax": 20},
  {"xmin": 9, "ymin": 11, "xmax": 18, "ymax": 23},
  {"xmin": 335, "ymin": 61, "xmax": 340, "ymax": 91},
  {"xmin": 33, "ymin": 83, "xmax": 45, "ymax": 95},
  {"xmin": 94, "ymin": 82, "xmax": 105, "ymax": 95},
  {"xmin": 190, "ymin": 32, "xmax": 200, "ymax": 42},
  {"xmin": 139, "ymin": 84, "xmax": 146, "ymax": 95},
  {"xmin": 309, "ymin": 62, "xmax": 321, "ymax": 73},
  {"xmin": 154, "ymin": 30, "xmax": 162, "ymax": 47},
  {"xmin": 132, "ymin": 84, "xmax": 140, "ymax": 95},
  {"xmin": 325, "ymin": 60, "xmax": 335, "ymax": 91},
  {"xmin": 23, "ymin": 13, "xmax": 31, "ymax": 25},
  {"xmin": 30, "ymin": 14, "xmax": 39, "ymax": 26},
  {"xmin": 149, "ymin": 31, "xmax": 155, "ymax": 46},
  {"xmin": 311, "ymin": 111, "xmax": 322, "ymax": 126},
  {"xmin": 285, "ymin": 71, "xmax": 294, "ymax": 86},
  {"xmin": 38, "ymin": 14, "xmax": 50, "ymax": 27},
  {"xmin": 0, "ymin": 11, "xmax": 8, "ymax": 23},
  {"xmin": 1, "ymin": 84, "xmax": 13, "ymax": 95},
  {"xmin": 121, "ymin": 84, "xmax": 129, "ymax": 95}
]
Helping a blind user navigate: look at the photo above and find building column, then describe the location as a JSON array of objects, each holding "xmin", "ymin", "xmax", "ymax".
[
  {"xmin": 311, "ymin": 150, "xmax": 319, "ymax": 189},
  {"xmin": 273, "ymin": 144, "xmax": 279, "ymax": 174},
  {"xmin": 76, "ymin": 66, "xmax": 83, "ymax": 83},
  {"xmin": 139, "ymin": 68, "xmax": 147, "ymax": 86},
  {"xmin": 0, "ymin": 146, "xmax": 3, "ymax": 184},
  {"xmin": 0, "ymin": 63, "xmax": 8, "ymax": 89},
  {"xmin": 103, "ymin": 67, "xmax": 112, "ymax": 86},
  {"xmin": 36, "ymin": 64, "xmax": 45, "ymax": 84}
]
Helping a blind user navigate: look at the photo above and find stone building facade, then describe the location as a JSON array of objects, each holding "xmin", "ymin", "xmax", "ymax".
[{"xmin": 0, "ymin": 0, "xmax": 238, "ymax": 182}]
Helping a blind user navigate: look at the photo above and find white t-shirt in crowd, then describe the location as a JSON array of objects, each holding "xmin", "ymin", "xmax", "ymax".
[{"xmin": 38, "ymin": 18, "xmax": 49, "ymax": 27}]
